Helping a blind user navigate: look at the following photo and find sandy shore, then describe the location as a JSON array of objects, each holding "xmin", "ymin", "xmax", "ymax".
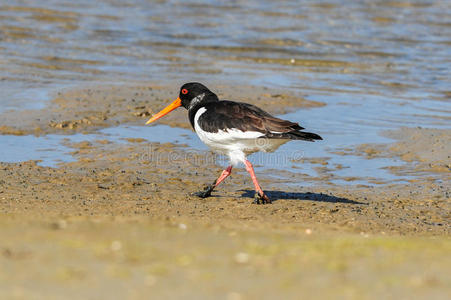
[{"xmin": 0, "ymin": 84, "xmax": 450, "ymax": 299}]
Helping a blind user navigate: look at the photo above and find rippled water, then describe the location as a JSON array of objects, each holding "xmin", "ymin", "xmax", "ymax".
[{"xmin": 1, "ymin": 1, "xmax": 450, "ymax": 184}]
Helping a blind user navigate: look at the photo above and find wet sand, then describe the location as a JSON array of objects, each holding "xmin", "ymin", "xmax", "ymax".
[
  {"xmin": 0, "ymin": 84, "xmax": 450, "ymax": 299},
  {"xmin": 0, "ymin": 84, "xmax": 448, "ymax": 234},
  {"xmin": 334, "ymin": 127, "xmax": 451, "ymax": 177}
]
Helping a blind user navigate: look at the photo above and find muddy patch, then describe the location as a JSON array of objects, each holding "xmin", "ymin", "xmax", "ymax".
[
  {"xmin": 0, "ymin": 84, "xmax": 324, "ymax": 136},
  {"xmin": 335, "ymin": 127, "xmax": 451, "ymax": 177},
  {"xmin": 0, "ymin": 132, "xmax": 449, "ymax": 235}
]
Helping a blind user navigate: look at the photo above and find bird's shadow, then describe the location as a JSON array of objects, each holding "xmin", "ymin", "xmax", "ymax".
[{"xmin": 240, "ymin": 190, "xmax": 365, "ymax": 205}]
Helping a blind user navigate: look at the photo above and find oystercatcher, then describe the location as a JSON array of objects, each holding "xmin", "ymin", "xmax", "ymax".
[{"xmin": 146, "ymin": 82, "xmax": 322, "ymax": 204}]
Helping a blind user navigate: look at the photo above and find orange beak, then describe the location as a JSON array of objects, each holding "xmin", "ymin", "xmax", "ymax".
[{"xmin": 145, "ymin": 97, "xmax": 182, "ymax": 125}]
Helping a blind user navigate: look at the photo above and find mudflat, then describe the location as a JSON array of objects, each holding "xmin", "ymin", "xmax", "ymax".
[{"xmin": 0, "ymin": 84, "xmax": 449, "ymax": 299}]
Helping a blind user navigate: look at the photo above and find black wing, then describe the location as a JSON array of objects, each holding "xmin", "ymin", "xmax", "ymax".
[{"xmin": 198, "ymin": 101, "xmax": 322, "ymax": 141}]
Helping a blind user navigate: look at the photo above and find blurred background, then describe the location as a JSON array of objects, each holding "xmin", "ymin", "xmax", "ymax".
[{"xmin": 1, "ymin": 0, "xmax": 450, "ymax": 106}]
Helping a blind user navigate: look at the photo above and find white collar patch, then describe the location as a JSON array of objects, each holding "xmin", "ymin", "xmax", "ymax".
[{"xmin": 189, "ymin": 93, "xmax": 205, "ymax": 109}]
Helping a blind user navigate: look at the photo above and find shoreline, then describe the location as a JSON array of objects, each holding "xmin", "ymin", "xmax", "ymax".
[{"xmin": 0, "ymin": 83, "xmax": 449, "ymax": 237}]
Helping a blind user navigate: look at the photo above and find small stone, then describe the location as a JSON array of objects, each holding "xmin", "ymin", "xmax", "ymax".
[
  {"xmin": 144, "ymin": 274, "xmax": 157, "ymax": 286},
  {"xmin": 111, "ymin": 240, "xmax": 122, "ymax": 252},
  {"xmin": 234, "ymin": 252, "xmax": 249, "ymax": 264},
  {"xmin": 227, "ymin": 292, "xmax": 242, "ymax": 300},
  {"xmin": 51, "ymin": 219, "xmax": 67, "ymax": 230}
]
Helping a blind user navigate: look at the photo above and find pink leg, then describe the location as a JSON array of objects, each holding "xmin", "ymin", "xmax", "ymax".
[
  {"xmin": 194, "ymin": 166, "xmax": 232, "ymax": 198},
  {"xmin": 214, "ymin": 165, "xmax": 233, "ymax": 186},
  {"xmin": 244, "ymin": 160, "xmax": 271, "ymax": 204}
]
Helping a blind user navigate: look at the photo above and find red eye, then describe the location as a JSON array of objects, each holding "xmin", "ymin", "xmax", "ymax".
[{"xmin": 181, "ymin": 89, "xmax": 188, "ymax": 95}]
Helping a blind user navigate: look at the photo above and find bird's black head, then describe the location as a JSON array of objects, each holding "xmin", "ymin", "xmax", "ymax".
[
  {"xmin": 179, "ymin": 82, "xmax": 218, "ymax": 110},
  {"xmin": 145, "ymin": 82, "xmax": 218, "ymax": 125}
]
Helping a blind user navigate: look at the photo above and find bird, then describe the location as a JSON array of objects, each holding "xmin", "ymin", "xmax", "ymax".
[{"xmin": 145, "ymin": 82, "xmax": 322, "ymax": 204}]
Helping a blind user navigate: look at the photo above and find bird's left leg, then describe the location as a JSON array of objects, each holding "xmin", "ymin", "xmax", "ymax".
[
  {"xmin": 244, "ymin": 160, "xmax": 271, "ymax": 204},
  {"xmin": 193, "ymin": 166, "xmax": 233, "ymax": 198}
]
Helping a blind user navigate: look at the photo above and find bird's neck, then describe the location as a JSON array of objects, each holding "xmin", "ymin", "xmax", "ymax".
[{"xmin": 188, "ymin": 93, "xmax": 218, "ymax": 129}]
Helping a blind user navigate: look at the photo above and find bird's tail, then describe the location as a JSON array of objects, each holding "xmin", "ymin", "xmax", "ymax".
[
  {"xmin": 267, "ymin": 130, "xmax": 322, "ymax": 141},
  {"xmin": 288, "ymin": 131, "xmax": 322, "ymax": 141}
]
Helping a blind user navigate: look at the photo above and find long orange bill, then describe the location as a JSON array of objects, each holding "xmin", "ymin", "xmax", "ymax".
[{"xmin": 145, "ymin": 97, "xmax": 182, "ymax": 124}]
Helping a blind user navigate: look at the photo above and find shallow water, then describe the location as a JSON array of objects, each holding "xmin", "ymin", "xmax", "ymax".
[
  {"xmin": 1, "ymin": 1, "xmax": 450, "ymax": 184},
  {"xmin": 0, "ymin": 125, "xmax": 202, "ymax": 167},
  {"xmin": 0, "ymin": 123, "xmax": 411, "ymax": 186}
]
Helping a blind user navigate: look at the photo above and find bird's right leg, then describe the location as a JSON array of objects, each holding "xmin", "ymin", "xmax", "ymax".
[
  {"xmin": 193, "ymin": 166, "xmax": 233, "ymax": 198},
  {"xmin": 244, "ymin": 160, "xmax": 271, "ymax": 204}
]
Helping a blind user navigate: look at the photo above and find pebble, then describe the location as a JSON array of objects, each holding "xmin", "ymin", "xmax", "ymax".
[
  {"xmin": 50, "ymin": 219, "xmax": 67, "ymax": 230},
  {"xmin": 227, "ymin": 292, "xmax": 242, "ymax": 300},
  {"xmin": 144, "ymin": 274, "xmax": 157, "ymax": 286},
  {"xmin": 234, "ymin": 252, "xmax": 249, "ymax": 264},
  {"xmin": 110, "ymin": 240, "xmax": 122, "ymax": 252}
]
